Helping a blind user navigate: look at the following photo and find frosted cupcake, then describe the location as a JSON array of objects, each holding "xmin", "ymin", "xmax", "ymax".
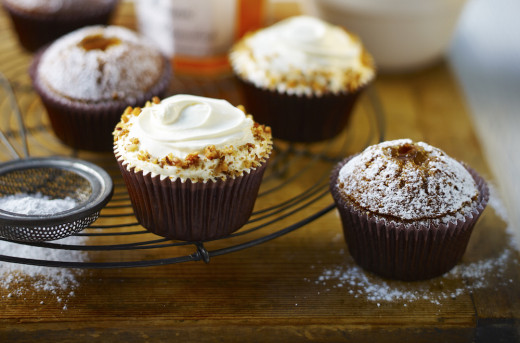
[
  {"xmin": 30, "ymin": 25, "xmax": 171, "ymax": 151},
  {"xmin": 229, "ymin": 15, "xmax": 375, "ymax": 142},
  {"xmin": 330, "ymin": 139, "xmax": 489, "ymax": 281},
  {"xmin": 1, "ymin": 0, "xmax": 119, "ymax": 52},
  {"xmin": 114, "ymin": 94, "xmax": 272, "ymax": 241}
]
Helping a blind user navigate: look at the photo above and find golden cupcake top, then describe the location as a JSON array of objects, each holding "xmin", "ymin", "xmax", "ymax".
[
  {"xmin": 114, "ymin": 95, "xmax": 272, "ymax": 183},
  {"xmin": 337, "ymin": 139, "xmax": 480, "ymax": 223},
  {"xmin": 36, "ymin": 25, "xmax": 165, "ymax": 102},
  {"xmin": 229, "ymin": 15, "xmax": 375, "ymax": 96}
]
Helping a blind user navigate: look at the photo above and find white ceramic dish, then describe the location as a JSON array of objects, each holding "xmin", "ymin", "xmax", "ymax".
[{"xmin": 305, "ymin": 0, "xmax": 468, "ymax": 72}]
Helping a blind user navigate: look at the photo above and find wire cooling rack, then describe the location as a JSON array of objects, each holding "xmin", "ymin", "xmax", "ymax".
[{"xmin": 0, "ymin": 73, "xmax": 385, "ymax": 268}]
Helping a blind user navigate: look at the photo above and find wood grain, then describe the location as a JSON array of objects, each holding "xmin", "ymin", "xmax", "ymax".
[{"xmin": 0, "ymin": 2, "xmax": 518, "ymax": 342}]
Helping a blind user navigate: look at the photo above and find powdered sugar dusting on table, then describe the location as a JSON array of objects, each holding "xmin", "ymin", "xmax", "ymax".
[
  {"xmin": 0, "ymin": 194, "xmax": 88, "ymax": 310},
  {"xmin": 0, "ymin": 235, "xmax": 89, "ymax": 310},
  {"xmin": 308, "ymin": 189, "xmax": 518, "ymax": 305},
  {"xmin": 310, "ymin": 248, "xmax": 514, "ymax": 306},
  {"xmin": 337, "ymin": 139, "xmax": 479, "ymax": 222}
]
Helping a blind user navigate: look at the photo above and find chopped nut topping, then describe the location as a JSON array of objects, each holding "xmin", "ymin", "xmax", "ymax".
[
  {"xmin": 162, "ymin": 153, "xmax": 181, "ymax": 167},
  {"xmin": 126, "ymin": 144, "xmax": 138, "ymax": 152},
  {"xmin": 137, "ymin": 150, "xmax": 150, "ymax": 162},
  {"xmin": 204, "ymin": 145, "xmax": 220, "ymax": 160},
  {"xmin": 132, "ymin": 107, "xmax": 141, "ymax": 116},
  {"xmin": 184, "ymin": 153, "xmax": 200, "ymax": 169}
]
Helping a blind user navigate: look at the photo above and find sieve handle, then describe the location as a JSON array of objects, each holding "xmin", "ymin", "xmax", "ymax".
[{"xmin": 0, "ymin": 72, "xmax": 29, "ymax": 159}]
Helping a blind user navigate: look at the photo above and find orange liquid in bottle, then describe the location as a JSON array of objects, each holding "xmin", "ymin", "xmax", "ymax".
[{"xmin": 171, "ymin": 0, "xmax": 266, "ymax": 76}]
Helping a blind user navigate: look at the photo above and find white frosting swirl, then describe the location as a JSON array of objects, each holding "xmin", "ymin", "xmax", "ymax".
[
  {"xmin": 132, "ymin": 94, "xmax": 255, "ymax": 158},
  {"xmin": 276, "ymin": 16, "xmax": 361, "ymax": 60},
  {"xmin": 114, "ymin": 95, "xmax": 272, "ymax": 182},
  {"xmin": 230, "ymin": 16, "xmax": 375, "ymax": 95}
]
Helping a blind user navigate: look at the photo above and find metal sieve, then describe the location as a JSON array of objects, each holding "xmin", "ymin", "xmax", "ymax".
[
  {"xmin": 0, "ymin": 73, "xmax": 113, "ymax": 242},
  {"xmin": 0, "ymin": 157, "xmax": 113, "ymax": 242}
]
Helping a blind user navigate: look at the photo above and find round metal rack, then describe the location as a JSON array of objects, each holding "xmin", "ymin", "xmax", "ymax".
[{"xmin": 0, "ymin": 69, "xmax": 385, "ymax": 269}]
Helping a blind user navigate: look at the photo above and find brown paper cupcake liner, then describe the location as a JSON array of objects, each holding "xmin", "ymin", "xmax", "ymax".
[
  {"xmin": 29, "ymin": 51, "xmax": 171, "ymax": 152},
  {"xmin": 2, "ymin": 0, "xmax": 119, "ymax": 52},
  {"xmin": 235, "ymin": 76, "xmax": 365, "ymax": 143},
  {"xmin": 330, "ymin": 156, "xmax": 489, "ymax": 281},
  {"xmin": 116, "ymin": 157, "xmax": 269, "ymax": 241}
]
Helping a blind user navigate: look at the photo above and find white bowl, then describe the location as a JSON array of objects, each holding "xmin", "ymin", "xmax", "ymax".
[{"xmin": 306, "ymin": 0, "xmax": 468, "ymax": 72}]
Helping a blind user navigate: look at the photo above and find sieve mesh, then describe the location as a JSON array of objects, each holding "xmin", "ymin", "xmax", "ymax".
[{"xmin": 0, "ymin": 157, "xmax": 114, "ymax": 242}]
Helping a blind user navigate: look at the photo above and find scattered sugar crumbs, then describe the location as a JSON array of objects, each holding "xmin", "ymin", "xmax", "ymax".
[
  {"xmin": 307, "ymin": 183, "xmax": 519, "ymax": 307},
  {"xmin": 0, "ymin": 235, "xmax": 88, "ymax": 311}
]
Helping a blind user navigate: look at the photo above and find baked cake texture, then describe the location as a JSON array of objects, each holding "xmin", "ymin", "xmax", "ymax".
[{"xmin": 330, "ymin": 139, "xmax": 489, "ymax": 280}]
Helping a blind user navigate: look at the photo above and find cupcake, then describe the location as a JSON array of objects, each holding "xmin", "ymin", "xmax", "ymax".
[
  {"xmin": 113, "ymin": 94, "xmax": 272, "ymax": 241},
  {"xmin": 1, "ymin": 0, "xmax": 119, "ymax": 52},
  {"xmin": 330, "ymin": 139, "xmax": 489, "ymax": 281},
  {"xmin": 229, "ymin": 15, "xmax": 375, "ymax": 142},
  {"xmin": 30, "ymin": 25, "xmax": 171, "ymax": 152}
]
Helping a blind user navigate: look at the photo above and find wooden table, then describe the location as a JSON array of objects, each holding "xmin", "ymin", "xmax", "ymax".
[{"xmin": 0, "ymin": 3, "xmax": 519, "ymax": 342}]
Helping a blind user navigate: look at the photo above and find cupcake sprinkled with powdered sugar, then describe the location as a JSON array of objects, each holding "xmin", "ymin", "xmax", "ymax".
[
  {"xmin": 337, "ymin": 139, "xmax": 479, "ymax": 226},
  {"xmin": 30, "ymin": 25, "xmax": 171, "ymax": 151},
  {"xmin": 36, "ymin": 25, "xmax": 164, "ymax": 102},
  {"xmin": 330, "ymin": 139, "xmax": 489, "ymax": 281}
]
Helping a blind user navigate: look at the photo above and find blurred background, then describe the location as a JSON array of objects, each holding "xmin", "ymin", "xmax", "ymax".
[{"xmin": 448, "ymin": 0, "xmax": 520, "ymax": 249}]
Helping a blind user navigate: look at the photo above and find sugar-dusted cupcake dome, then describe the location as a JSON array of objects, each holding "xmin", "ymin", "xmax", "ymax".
[
  {"xmin": 337, "ymin": 139, "xmax": 480, "ymax": 225},
  {"xmin": 36, "ymin": 25, "xmax": 166, "ymax": 103}
]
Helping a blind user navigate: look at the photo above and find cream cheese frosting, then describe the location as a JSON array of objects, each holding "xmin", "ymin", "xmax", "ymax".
[
  {"xmin": 114, "ymin": 95, "xmax": 272, "ymax": 182},
  {"xmin": 337, "ymin": 139, "xmax": 479, "ymax": 223},
  {"xmin": 229, "ymin": 15, "xmax": 375, "ymax": 96},
  {"xmin": 132, "ymin": 95, "xmax": 255, "ymax": 158},
  {"xmin": 37, "ymin": 25, "xmax": 165, "ymax": 102}
]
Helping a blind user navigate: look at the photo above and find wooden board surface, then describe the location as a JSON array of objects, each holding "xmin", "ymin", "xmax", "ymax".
[{"xmin": 0, "ymin": 3, "xmax": 519, "ymax": 342}]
